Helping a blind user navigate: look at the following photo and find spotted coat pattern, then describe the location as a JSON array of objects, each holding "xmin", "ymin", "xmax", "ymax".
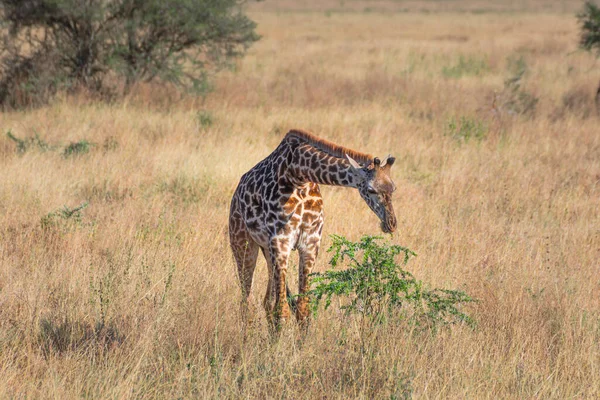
[{"xmin": 229, "ymin": 130, "xmax": 397, "ymax": 329}]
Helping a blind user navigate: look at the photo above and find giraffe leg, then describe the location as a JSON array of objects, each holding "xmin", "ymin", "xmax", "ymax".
[
  {"xmin": 263, "ymin": 240, "xmax": 291, "ymax": 330},
  {"xmin": 297, "ymin": 236, "xmax": 321, "ymax": 326},
  {"xmin": 261, "ymin": 247, "xmax": 276, "ymax": 327},
  {"xmin": 230, "ymin": 226, "xmax": 259, "ymax": 326}
]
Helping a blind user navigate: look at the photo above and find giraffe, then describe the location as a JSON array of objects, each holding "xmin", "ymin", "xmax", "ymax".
[{"xmin": 228, "ymin": 129, "xmax": 397, "ymax": 329}]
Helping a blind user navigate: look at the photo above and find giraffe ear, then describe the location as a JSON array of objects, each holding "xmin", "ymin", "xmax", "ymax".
[
  {"xmin": 345, "ymin": 154, "xmax": 362, "ymax": 170},
  {"xmin": 381, "ymin": 155, "xmax": 395, "ymax": 169},
  {"xmin": 346, "ymin": 154, "xmax": 368, "ymax": 180}
]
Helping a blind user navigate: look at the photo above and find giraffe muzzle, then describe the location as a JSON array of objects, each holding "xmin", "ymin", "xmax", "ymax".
[
  {"xmin": 381, "ymin": 212, "xmax": 397, "ymax": 233},
  {"xmin": 381, "ymin": 216, "xmax": 397, "ymax": 233}
]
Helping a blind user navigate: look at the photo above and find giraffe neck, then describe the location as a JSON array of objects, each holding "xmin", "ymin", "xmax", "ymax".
[{"xmin": 286, "ymin": 141, "xmax": 369, "ymax": 188}]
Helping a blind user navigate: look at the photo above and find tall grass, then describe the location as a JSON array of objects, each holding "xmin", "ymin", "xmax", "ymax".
[{"xmin": 0, "ymin": 1, "xmax": 598, "ymax": 398}]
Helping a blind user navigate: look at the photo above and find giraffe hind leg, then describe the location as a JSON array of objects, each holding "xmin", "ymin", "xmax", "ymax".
[
  {"xmin": 230, "ymin": 227, "xmax": 259, "ymax": 325},
  {"xmin": 261, "ymin": 247, "xmax": 276, "ymax": 327},
  {"xmin": 286, "ymin": 284, "xmax": 298, "ymax": 316}
]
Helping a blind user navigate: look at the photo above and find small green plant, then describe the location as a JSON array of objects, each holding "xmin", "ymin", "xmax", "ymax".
[
  {"xmin": 41, "ymin": 202, "xmax": 89, "ymax": 229},
  {"xmin": 309, "ymin": 235, "xmax": 475, "ymax": 332},
  {"xmin": 38, "ymin": 315, "xmax": 122, "ymax": 355},
  {"xmin": 390, "ymin": 371, "xmax": 414, "ymax": 400},
  {"xmin": 197, "ymin": 110, "xmax": 214, "ymax": 129},
  {"xmin": 89, "ymin": 262, "xmax": 118, "ymax": 329},
  {"xmin": 444, "ymin": 116, "xmax": 487, "ymax": 142},
  {"xmin": 442, "ymin": 55, "xmax": 490, "ymax": 78},
  {"xmin": 6, "ymin": 130, "xmax": 51, "ymax": 153},
  {"xmin": 501, "ymin": 55, "xmax": 538, "ymax": 117},
  {"xmin": 160, "ymin": 262, "xmax": 176, "ymax": 307},
  {"xmin": 403, "ymin": 51, "xmax": 427, "ymax": 76},
  {"xmin": 63, "ymin": 140, "xmax": 94, "ymax": 157},
  {"xmin": 102, "ymin": 136, "xmax": 119, "ymax": 152}
]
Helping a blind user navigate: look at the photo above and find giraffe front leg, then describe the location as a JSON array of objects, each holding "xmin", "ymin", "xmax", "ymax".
[
  {"xmin": 297, "ymin": 236, "xmax": 321, "ymax": 325},
  {"xmin": 265, "ymin": 239, "xmax": 291, "ymax": 330}
]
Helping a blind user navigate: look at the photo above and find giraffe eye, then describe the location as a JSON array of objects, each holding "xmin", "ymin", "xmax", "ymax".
[{"xmin": 367, "ymin": 187, "xmax": 377, "ymax": 195}]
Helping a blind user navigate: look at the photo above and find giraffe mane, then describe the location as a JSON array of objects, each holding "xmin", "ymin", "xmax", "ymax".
[{"xmin": 285, "ymin": 129, "xmax": 374, "ymax": 165}]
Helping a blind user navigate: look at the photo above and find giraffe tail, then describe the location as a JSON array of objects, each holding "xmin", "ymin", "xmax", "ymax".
[{"xmin": 286, "ymin": 284, "xmax": 298, "ymax": 314}]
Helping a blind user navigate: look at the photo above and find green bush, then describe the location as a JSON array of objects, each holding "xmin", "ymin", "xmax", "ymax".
[
  {"xmin": 444, "ymin": 116, "xmax": 487, "ymax": 143},
  {"xmin": 6, "ymin": 130, "xmax": 100, "ymax": 157},
  {"xmin": 41, "ymin": 202, "xmax": 89, "ymax": 230},
  {"xmin": 577, "ymin": 1, "xmax": 600, "ymax": 108},
  {"xmin": 578, "ymin": 1, "xmax": 600, "ymax": 56},
  {"xmin": 502, "ymin": 55, "xmax": 539, "ymax": 117},
  {"xmin": 308, "ymin": 235, "xmax": 475, "ymax": 333},
  {"xmin": 63, "ymin": 140, "xmax": 94, "ymax": 157},
  {"xmin": 0, "ymin": 0, "xmax": 259, "ymax": 108},
  {"xmin": 6, "ymin": 130, "xmax": 51, "ymax": 153},
  {"xmin": 442, "ymin": 55, "xmax": 490, "ymax": 78},
  {"xmin": 197, "ymin": 110, "xmax": 214, "ymax": 129}
]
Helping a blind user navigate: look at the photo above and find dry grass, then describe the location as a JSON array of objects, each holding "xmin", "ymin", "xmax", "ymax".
[{"xmin": 1, "ymin": 1, "xmax": 599, "ymax": 398}]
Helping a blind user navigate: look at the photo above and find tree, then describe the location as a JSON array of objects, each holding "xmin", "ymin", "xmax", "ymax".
[
  {"xmin": 577, "ymin": 0, "xmax": 600, "ymax": 108},
  {"xmin": 0, "ymin": 0, "xmax": 259, "ymax": 108}
]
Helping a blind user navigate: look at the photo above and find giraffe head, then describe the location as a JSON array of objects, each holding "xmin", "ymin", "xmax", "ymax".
[{"xmin": 347, "ymin": 155, "xmax": 397, "ymax": 233}]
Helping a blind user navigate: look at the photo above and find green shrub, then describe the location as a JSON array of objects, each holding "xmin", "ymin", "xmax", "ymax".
[
  {"xmin": 63, "ymin": 140, "xmax": 94, "ymax": 157},
  {"xmin": 442, "ymin": 55, "xmax": 490, "ymax": 78},
  {"xmin": 6, "ymin": 131, "xmax": 101, "ymax": 157},
  {"xmin": 308, "ymin": 235, "xmax": 475, "ymax": 333},
  {"xmin": 444, "ymin": 116, "xmax": 487, "ymax": 143},
  {"xmin": 197, "ymin": 110, "xmax": 214, "ymax": 129},
  {"xmin": 577, "ymin": 1, "xmax": 600, "ymax": 109},
  {"xmin": 6, "ymin": 130, "xmax": 51, "ymax": 153},
  {"xmin": 0, "ymin": 0, "xmax": 260, "ymax": 108},
  {"xmin": 102, "ymin": 136, "xmax": 119, "ymax": 152},
  {"xmin": 501, "ymin": 55, "xmax": 538, "ymax": 117},
  {"xmin": 578, "ymin": 1, "xmax": 600, "ymax": 56},
  {"xmin": 41, "ymin": 202, "xmax": 89, "ymax": 230}
]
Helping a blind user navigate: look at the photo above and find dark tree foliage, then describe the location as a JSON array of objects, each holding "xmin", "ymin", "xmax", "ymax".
[
  {"xmin": 578, "ymin": 1, "xmax": 600, "ymax": 55},
  {"xmin": 0, "ymin": 0, "xmax": 259, "ymax": 108},
  {"xmin": 577, "ymin": 1, "xmax": 600, "ymax": 107}
]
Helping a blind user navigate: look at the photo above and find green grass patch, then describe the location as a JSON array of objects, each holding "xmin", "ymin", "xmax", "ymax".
[{"xmin": 442, "ymin": 55, "xmax": 490, "ymax": 78}]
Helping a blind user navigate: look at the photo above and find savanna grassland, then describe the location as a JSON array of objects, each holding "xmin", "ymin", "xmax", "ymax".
[{"xmin": 1, "ymin": 1, "xmax": 599, "ymax": 398}]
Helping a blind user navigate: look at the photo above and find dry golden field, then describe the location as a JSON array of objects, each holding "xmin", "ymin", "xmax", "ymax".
[{"xmin": 1, "ymin": 1, "xmax": 599, "ymax": 398}]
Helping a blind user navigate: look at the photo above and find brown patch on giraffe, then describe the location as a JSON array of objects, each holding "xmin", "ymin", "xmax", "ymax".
[
  {"xmin": 302, "ymin": 212, "xmax": 319, "ymax": 224},
  {"xmin": 304, "ymin": 199, "xmax": 323, "ymax": 211},
  {"xmin": 281, "ymin": 195, "xmax": 299, "ymax": 214}
]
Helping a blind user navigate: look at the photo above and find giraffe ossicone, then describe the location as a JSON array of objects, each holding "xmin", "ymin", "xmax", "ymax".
[{"xmin": 229, "ymin": 129, "xmax": 398, "ymax": 329}]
